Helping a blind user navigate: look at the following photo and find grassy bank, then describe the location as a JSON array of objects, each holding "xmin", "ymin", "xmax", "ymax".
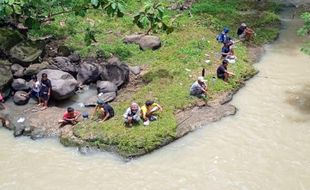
[{"xmin": 33, "ymin": 0, "xmax": 281, "ymax": 157}]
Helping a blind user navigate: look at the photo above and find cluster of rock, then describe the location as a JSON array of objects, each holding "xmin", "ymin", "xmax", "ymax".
[{"xmin": 0, "ymin": 28, "xmax": 139, "ymax": 106}]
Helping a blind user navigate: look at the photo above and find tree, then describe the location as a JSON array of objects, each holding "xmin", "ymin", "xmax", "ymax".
[
  {"xmin": 133, "ymin": 1, "xmax": 173, "ymax": 35},
  {"xmin": 0, "ymin": 0, "xmax": 125, "ymax": 30},
  {"xmin": 298, "ymin": 12, "xmax": 310, "ymax": 55}
]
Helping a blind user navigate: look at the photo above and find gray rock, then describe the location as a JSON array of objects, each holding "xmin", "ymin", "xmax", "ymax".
[
  {"xmin": 100, "ymin": 63, "xmax": 130, "ymax": 87},
  {"xmin": 129, "ymin": 66, "xmax": 141, "ymax": 75},
  {"xmin": 77, "ymin": 62, "xmax": 102, "ymax": 84},
  {"xmin": 57, "ymin": 45, "xmax": 71, "ymax": 57},
  {"xmin": 0, "ymin": 60, "xmax": 13, "ymax": 90},
  {"xmin": 49, "ymin": 56, "xmax": 78, "ymax": 73},
  {"xmin": 37, "ymin": 69, "xmax": 78, "ymax": 100},
  {"xmin": 123, "ymin": 34, "xmax": 161, "ymax": 50},
  {"xmin": 99, "ymin": 92, "xmax": 117, "ymax": 102},
  {"xmin": 0, "ymin": 28, "xmax": 23, "ymax": 57},
  {"xmin": 14, "ymin": 123, "xmax": 27, "ymax": 137},
  {"xmin": 23, "ymin": 61, "xmax": 49, "ymax": 76},
  {"xmin": 13, "ymin": 91, "xmax": 29, "ymax": 105},
  {"xmin": 68, "ymin": 53, "xmax": 80, "ymax": 63},
  {"xmin": 11, "ymin": 78, "xmax": 30, "ymax": 91},
  {"xmin": 97, "ymin": 81, "xmax": 118, "ymax": 93},
  {"xmin": 11, "ymin": 64, "xmax": 25, "ymax": 78},
  {"xmin": 9, "ymin": 40, "xmax": 44, "ymax": 66},
  {"xmin": 139, "ymin": 35, "xmax": 161, "ymax": 50},
  {"xmin": 107, "ymin": 56, "xmax": 121, "ymax": 64},
  {"xmin": 123, "ymin": 34, "xmax": 144, "ymax": 44}
]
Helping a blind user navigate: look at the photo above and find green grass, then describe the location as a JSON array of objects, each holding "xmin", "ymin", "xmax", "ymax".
[{"xmin": 29, "ymin": 0, "xmax": 281, "ymax": 157}]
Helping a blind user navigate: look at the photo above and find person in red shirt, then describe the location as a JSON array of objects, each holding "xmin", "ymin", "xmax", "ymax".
[{"xmin": 58, "ymin": 107, "xmax": 81, "ymax": 127}]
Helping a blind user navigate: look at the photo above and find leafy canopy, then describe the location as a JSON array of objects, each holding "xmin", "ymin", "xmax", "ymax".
[{"xmin": 298, "ymin": 12, "xmax": 310, "ymax": 55}]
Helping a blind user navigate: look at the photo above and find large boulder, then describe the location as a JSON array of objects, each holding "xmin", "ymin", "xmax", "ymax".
[
  {"xmin": 13, "ymin": 91, "xmax": 29, "ymax": 105},
  {"xmin": 139, "ymin": 35, "xmax": 161, "ymax": 50},
  {"xmin": 49, "ymin": 56, "xmax": 78, "ymax": 74},
  {"xmin": 37, "ymin": 69, "xmax": 78, "ymax": 100},
  {"xmin": 23, "ymin": 62, "xmax": 49, "ymax": 76},
  {"xmin": 11, "ymin": 64, "xmax": 25, "ymax": 78},
  {"xmin": 11, "ymin": 78, "xmax": 30, "ymax": 91},
  {"xmin": 97, "ymin": 81, "xmax": 118, "ymax": 93},
  {"xmin": 86, "ymin": 92, "xmax": 117, "ymax": 105},
  {"xmin": 0, "ymin": 28, "xmax": 23, "ymax": 57},
  {"xmin": 9, "ymin": 40, "xmax": 45, "ymax": 66},
  {"xmin": 123, "ymin": 34, "xmax": 161, "ymax": 51},
  {"xmin": 0, "ymin": 60, "xmax": 13, "ymax": 90},
  {"xmin": 100, "ymin": 63, "xmax": 130, "ymax": 88},
  {"xmin": 77, "ymin": 62, "xmax": 102, "ymax": 84}
]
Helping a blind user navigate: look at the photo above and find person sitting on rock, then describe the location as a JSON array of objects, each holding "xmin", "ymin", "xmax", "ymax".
[
  {"xmin": 91, "ymin": 99, "xmax": 115, "ymax": 122},
  {"xmin": 217, "ymin": 59, "xmax": 235, "ymax": 82},
  {"xmin": 141, "ymin": 100, "xmax": 163, "ymax": 126},
  {"xmin": 123, "ymin": 102, "xmax": 141, "ymax": 127},
  {"xmin": 190, "ymin": 76, "xmax": 208, "ymax": 98},
  {"xmin": 58, "ymin": 107, "xmax": 81, "ymax": 127},
  {"xmin": 237, "ymin": 23, "xmax": 255, "ymax": 41},
  {"xmin": 23, "ymin": 75, "xmax": 40, "ymax": 103},
  {"xmin": 38, "ymin": 73, "xmax": 52, "ymax": 110}
]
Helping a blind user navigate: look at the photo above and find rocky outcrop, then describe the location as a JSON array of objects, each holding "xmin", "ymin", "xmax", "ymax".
[
  {"xmin": 37, "ymin": 69, "xmax": 78, "ymax": 100},
  {"xmin": 57, "ymin": 45, "xmax": 71, "ymax": 57},
  {"xmin": 9, "ymin": 40, "xmax": 44, "ymax": 66},
  {"xmin": 97, "ymin": 81, "xmax": 118, "ymax": 94},
  {"xmin": 100, "ymin": 63, "xmax": 130, "ymax": 88},
  {"xmin": 0, "ymin": 60, "xmax": 13, "ymax": 90},
  {"xmin": 11, "ymin": 64, "xmax": 25, "ymax": 78},
  {"xmin": 123, "ymin": 34, "xmax": 161, "ymax": 50},
  {"xmin": 0, "ymin": 28, "xmax": 23, "ymax": 57},
  {"xmin": 49, "ymin": 56, "xmax": 78, "ymax": 74},
  {"xmin": 23, "ymin": 62, "xmax": 49, "ymax": 76},
  {"xmin": 13, "ymin": 91, "xmax": 29, "ymax": 105},
  {"xmin": 77, "ymin": 62, "xmax": 102, "ymax": 84},
  {"xmin": 11, "ymin": 78, "xmax": 30, "ymax": 91},
  {"xmin": 129, "ymin": 66, "xmax": 141, "ymax": 75}
]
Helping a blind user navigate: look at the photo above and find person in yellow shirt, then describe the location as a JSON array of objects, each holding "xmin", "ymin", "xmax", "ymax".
[{"xmin": 141, "ymin": 100, "xmax": 163, "ymax": 126}]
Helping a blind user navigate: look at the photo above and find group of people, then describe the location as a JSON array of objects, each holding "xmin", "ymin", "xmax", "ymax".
[
  {"xmin": 190, "ymin": 23, "xmax": 255, "ymax": 98},
  {"xmin": 23, "ymin": 73, "xmax": 52, "ymax": 110},
  {"xmin": 58, "ymin": 100, "xmax": 162, "ymax": 128}
]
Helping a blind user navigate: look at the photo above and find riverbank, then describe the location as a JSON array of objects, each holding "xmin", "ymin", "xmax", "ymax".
[{"xmin": 0, "ymin": 0, "xmax": 282, "ymax": 158}]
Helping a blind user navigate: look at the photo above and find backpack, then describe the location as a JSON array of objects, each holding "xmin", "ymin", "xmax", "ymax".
[{"xmin": 216, "ymin": 33, "xmax": 225, "ymax": 43}]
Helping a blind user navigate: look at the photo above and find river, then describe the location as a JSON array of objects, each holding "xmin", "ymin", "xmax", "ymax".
[{"xmin": 1, "ymin": 6, "xmax": 310, "ymax": 190}]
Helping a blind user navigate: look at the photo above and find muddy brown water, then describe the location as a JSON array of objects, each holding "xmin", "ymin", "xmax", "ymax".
[{"xmin": 1, "ymin": 7, "xmax": 310, "ymax": 190}]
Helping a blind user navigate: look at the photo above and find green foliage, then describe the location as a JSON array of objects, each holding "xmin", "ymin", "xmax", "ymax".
[
  {"xmin": 133, "ymin": 1, "xmax": 173, "ymax": 34},
  {"xmin": 298, "ymin": 12, "xmax": 310, "ymax": 55}
]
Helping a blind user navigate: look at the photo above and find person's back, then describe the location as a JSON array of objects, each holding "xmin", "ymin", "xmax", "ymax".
[{"xmin": 103, "ymin": 103, "xmax": 114, "ymax": 118}]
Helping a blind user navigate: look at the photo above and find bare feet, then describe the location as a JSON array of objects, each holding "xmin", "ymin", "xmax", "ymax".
[{"xmin": 40, "ymin": 106, "xmax": 48, "ymax": 111}]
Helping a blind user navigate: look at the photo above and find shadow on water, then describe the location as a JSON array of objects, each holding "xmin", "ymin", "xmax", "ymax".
[{"xmin": 286, "ymin": 84, "xmax": 310, "ymax": 114}]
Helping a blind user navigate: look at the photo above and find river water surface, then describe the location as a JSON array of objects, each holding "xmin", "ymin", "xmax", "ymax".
[{"xmin": 1, "ymin": 7, "xmax": 310, "ymax": 190}]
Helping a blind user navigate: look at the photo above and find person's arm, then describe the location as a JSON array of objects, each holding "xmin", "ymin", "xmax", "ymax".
[
  {"xmin": 74, "ymin": 111, "xmax": 81, "ymax": 120},
  {"xmin": 102, "ymin": 112, "xmax": 110, "ymax": 121},
  {"xmin": 47, "ymin": 80, "xmax": 52, "ymax": 97},
  {"xmin": 91, "ymin": 106, "xmax": 99, "ymax": 119},
  {"xmin": 133, "ymin": 109, "xmax": 140, "ymax": 121},
  {"xmin": 123, "ymin": 108, "xmax": 129, "ymax": 119},
  {"xmin": 157, "ymin": 104, "xmax": 163, "ymax": 111}
]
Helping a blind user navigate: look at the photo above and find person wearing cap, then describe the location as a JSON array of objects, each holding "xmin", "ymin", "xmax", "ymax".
[
  {"xmin": 22, "ymin": 75, "xmax": 41, "ymax": 103},
  {"xmin": 217, "ymin": 59, "xmax": 235, "ymax": 82},
  {"xmin": 123, "ymin": 102, "xmax": 141, "ymax": 127},
  {"xmin": 91, "ymin": 99, "xmax": 115, "ymax": 122},
  {"xmin": 141, "ymin": 100, "xmax": 163, "ymax": 126},
  {"xmin": 190, "ymin": 76, "xmax": 208, "ymax": 98},
  {"xmin": 237, "ymin": 23, "xmax": 255, "ymax": 41},
  {"xmin": 58, "ymin": 107, "xmax": 81, "ymax": 127}
]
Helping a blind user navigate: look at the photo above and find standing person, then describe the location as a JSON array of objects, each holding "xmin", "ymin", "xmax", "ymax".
[
  {"xmin": 141, "ymin": 100, "xmax": 163, "ymax": 126},
  {"xmin": 123, "ymin": 102, "xmax": 141, "ymax": 127},
  {"xmin": 91, "ymin": 99, "xmax": 115, "ymax": 122},
  {"xmin": 23, "ymin": 75, "xmax": 40, "ymax": 103},
  {"xmin": 190, "ymin": 76, "xmax": 208, "ymax": 98},
  {"xmin": 237, "ymin": 23, "xmax": 255, "ymax": 41},
  {"xmin": 39, "ymin": 73, "xmax": 52, "ymax": 110},
  {"xmin": 58, "ymin": 107, "xmax": 81, "ymax": 127},
  {"xmin": 217, "ymin": 59, "xmax": 235, "ymax": 82}
]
